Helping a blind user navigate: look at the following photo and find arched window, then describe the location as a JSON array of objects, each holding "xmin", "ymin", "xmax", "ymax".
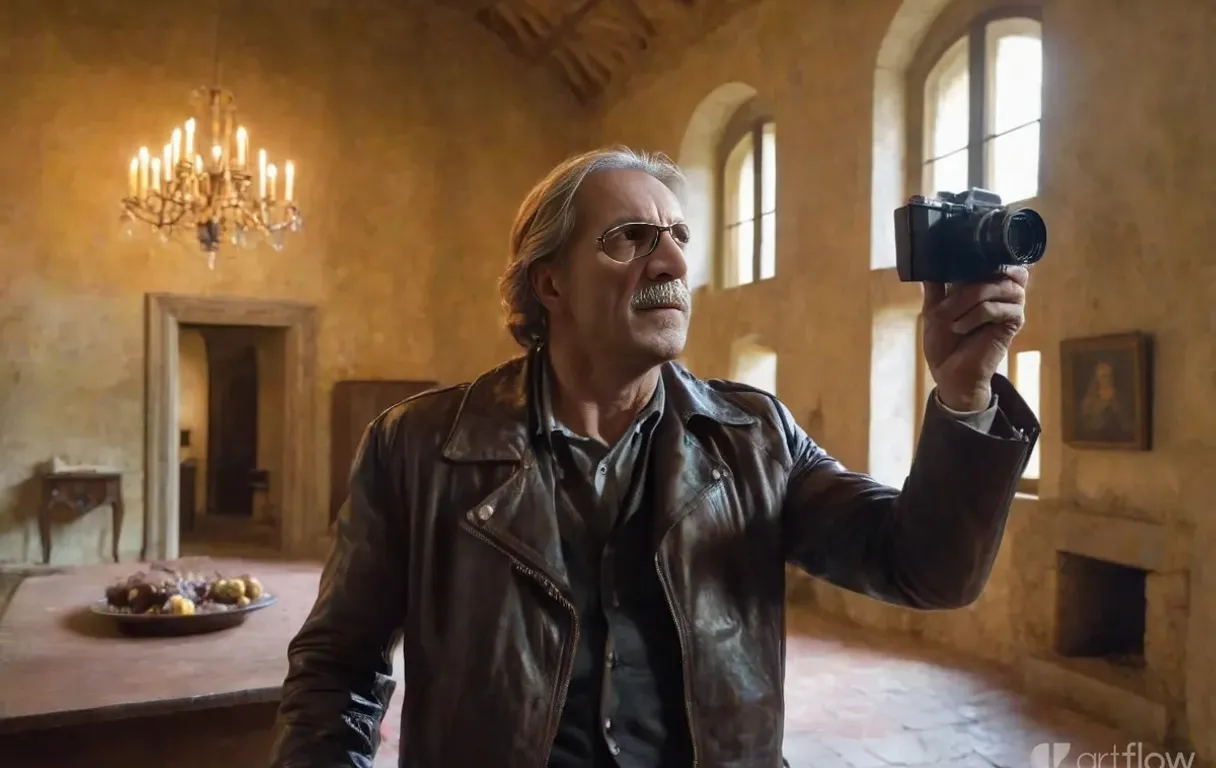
[
  {"xmin": 922, "ymin": 13, "xmax": 1043, "ymax": 203},
  {"xmin": 718, "ymin": 106, "xmax": 776, "ymax": 288},
  {"xmin": 871, "ymin": 2, "xmax": 1045, "ymax": 490}
]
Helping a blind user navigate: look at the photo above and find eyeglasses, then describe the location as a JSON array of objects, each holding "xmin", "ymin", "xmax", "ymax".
[{"xmin": 596, "ymin": 221, "xmax": 691, "ymax": 264}]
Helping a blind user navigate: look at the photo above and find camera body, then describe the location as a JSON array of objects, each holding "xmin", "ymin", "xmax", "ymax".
[{"xmin": 893, "ymin": 188, "xmax": 1047, "ymax": 283}]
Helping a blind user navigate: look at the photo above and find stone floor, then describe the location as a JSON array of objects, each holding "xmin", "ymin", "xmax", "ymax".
[
  {"xmin": 372, "ymin": 610, "xmax": 1190, "ymax": 768},
  {"xmin": 773, "ymin": 612, "xmax": 1187, "ymax": 768}
]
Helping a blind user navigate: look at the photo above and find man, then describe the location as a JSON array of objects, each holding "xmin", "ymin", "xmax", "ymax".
[{"xmin": 270, "ymin": 147, "xmax": 1039, "ymax": 767}]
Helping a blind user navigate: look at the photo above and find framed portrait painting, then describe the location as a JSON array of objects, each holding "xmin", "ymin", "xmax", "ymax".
[{"xmin": 1060, "ymin": 332, "xmax": 1153, "ymax": 450}]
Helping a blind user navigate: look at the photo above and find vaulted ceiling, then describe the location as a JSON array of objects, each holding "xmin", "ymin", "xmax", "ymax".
[{"xmin": 443, "ymin": 0, "xmax": 757, "ymax": 103}]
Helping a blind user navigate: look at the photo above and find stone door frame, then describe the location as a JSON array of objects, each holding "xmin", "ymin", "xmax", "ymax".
[{"xmin": 144, "ymin": 293, "xmax": 318, "ymax": 560}]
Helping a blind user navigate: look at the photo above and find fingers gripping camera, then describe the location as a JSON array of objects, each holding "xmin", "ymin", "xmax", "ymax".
[{"xmin": 893, "ymin": 188, "xmax": 1047, "ymax": 283}]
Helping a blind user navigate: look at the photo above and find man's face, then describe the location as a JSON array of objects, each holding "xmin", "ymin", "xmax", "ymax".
[{"xmin": 535, "ymin": 168, "xmax": 691, "ymax": 369}]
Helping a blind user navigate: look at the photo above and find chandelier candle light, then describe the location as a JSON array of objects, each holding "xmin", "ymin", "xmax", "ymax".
[{"xmin": 121, "ymin": 87, "xmax": 301, "ymax": 266}]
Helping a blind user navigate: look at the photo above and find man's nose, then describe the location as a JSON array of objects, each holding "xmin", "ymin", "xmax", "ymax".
[{"xmin": 644, "ymin": 230, "xmax": 688, "ymax": 282}]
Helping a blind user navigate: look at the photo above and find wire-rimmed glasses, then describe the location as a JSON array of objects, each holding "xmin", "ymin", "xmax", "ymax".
[{"xmin": 596, "ymin": 221, "xmax": 691, "ymax": 264}]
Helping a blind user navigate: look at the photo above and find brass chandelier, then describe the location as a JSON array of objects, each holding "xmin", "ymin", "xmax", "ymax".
[{"xmin": 119, "ymin": 5, "xmax": 300, "ymax": 267}]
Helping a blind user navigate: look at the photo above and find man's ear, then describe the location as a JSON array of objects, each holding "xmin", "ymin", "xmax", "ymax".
[{"xmin": 530, "ymin": 258, "xmax": 564, "ymax": 312}]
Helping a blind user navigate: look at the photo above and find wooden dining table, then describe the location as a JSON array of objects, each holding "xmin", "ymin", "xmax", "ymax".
[{"xmin": 0, "ymin": 557, "xmax": 324, "ymax": 768}]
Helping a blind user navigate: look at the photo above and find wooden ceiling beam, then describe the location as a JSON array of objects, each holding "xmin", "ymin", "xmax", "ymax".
[
  {"xmin": 531, "ymin": 0, "xmax": 603, "ymax": 61},
  {"xmin": 445, "ymin": 0, "xmax": 503, "ymax": 12},
  {"xmin": 619, "ymin": 0, "xmax": 657, "ymax": 37},
  {"xmin": 475, "ymin": 6, "xmax": 529, "ymax": 57}
]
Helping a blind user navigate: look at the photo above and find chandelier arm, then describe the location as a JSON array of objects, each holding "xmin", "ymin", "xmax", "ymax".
[
  {"xmin": 160, "ymin": 201, "xmax": 191, "ymax": 229},
  {"xmin": 123, "ymin": 203, "xmax": 167, "ymax": 227}
]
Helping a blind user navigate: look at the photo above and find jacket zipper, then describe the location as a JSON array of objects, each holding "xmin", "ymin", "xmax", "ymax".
[
  {"xmin": 461, "ymin": 523, "xmax": 579, "ymax": 768},
  {"xmin": 655, "ymin": 553, "xmax": 700, "ymax": 768}
]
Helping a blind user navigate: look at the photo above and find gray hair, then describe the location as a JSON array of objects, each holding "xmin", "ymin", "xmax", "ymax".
[{"xmin": 499, "ymin": 146, "xmax": 686, "ymax": 349}]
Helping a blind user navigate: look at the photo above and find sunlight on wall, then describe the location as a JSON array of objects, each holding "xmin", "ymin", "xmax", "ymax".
[{"xmin": 868, "ymin": 307, "xmax": 918, "ymax": 486}]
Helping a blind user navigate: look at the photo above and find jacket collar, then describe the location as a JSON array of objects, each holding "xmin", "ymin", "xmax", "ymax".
[{"xmin": 441, "ymin": 346, "xmax": 756, "ymax": 463}]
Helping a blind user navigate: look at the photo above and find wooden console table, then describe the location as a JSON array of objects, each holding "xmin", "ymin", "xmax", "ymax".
[{"xmin": 39, "ymin": 472, "xmax": 123, "ymax": 564}]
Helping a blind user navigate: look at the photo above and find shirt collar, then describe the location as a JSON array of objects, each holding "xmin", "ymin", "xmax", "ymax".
[{"xmin": 536, "ymin": 351, "xmax": 665, "ymax": 443}]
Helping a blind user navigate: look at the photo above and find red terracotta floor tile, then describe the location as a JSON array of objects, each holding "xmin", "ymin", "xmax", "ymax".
[{"xmin": 373, "ymin": 610, "xmax": 1181, "ymax": 768}]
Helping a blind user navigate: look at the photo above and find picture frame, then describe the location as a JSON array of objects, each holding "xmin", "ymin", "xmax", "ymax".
[{"xmin": 1059, "ymin": 332, "xmax": 1153, "ymax": 451}]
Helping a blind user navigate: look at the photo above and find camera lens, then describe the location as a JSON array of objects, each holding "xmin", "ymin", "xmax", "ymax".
[
  {"xmin": 976, "ymin": 207, "xmax": 1047, "ymax": 267},
  {"xmin": 1002, "ymin": 209, "xmax": 1047, "ymax": 265}
]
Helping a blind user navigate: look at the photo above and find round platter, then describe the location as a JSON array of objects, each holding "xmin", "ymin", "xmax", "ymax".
[{"xmin": 88, "ymin": 594, "xmax": 278, "ymax": 637}]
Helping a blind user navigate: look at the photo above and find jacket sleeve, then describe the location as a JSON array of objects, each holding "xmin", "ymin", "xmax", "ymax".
[
  {"xmin": 270, "ymin": 412, "xmax": 407, "ymax": 767},
  {"xmin": 780, "ymin": 374, "xmax": 1040, "ymax": 609}
]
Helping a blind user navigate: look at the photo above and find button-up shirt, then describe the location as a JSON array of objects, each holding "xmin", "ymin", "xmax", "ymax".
[{"xmin": 538, "ymin": 356, "xmax": 694, "ymax": 767}]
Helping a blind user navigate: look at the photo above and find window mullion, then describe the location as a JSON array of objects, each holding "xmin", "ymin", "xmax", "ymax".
[
  {"xmin": 751, "ymin": 123, "xmax": 763, "ymax": 283},
  {"xmin": 967, "ymin": 21, "xmax": 986, "ymax": 189}
]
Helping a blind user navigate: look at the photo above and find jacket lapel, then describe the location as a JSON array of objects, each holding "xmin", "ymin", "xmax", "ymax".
[
  {"xmin": 650, "ymin": 364, "xmax": 758, "ymax": 544},
  {"xmin": 440, "ymin": 352, "xmax": 760, "ymax": 591},
  {"xmin": 442, "ymin": 351, "xmax": 571, "ymax": 593}
]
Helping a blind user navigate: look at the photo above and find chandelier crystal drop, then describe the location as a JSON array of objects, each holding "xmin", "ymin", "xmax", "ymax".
[{"xmin": 120, "ymin": 86, "xmax": 301, "ymax": 267}]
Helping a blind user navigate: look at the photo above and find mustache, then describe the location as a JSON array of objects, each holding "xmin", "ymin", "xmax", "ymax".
[{"xmin": 630, "ymin": 280, "xmax": 691, "ymax": 311}]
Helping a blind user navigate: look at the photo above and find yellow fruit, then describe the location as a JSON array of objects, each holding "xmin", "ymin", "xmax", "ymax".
[
  {"xmin": 167, "ymin": 594, "xmax": 196, "ymax": 616},
  {"xmin": 240, "ymin": 576, "xmax": 264, "ymax": 601}
]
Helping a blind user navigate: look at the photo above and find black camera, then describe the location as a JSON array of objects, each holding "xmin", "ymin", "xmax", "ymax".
[{"xmin": 893, "ymin": 188, "xmax": 1047, "ymax": 283}]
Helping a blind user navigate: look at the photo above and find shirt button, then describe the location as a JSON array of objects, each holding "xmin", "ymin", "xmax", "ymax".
[
  {"xmin": 711, "ymin": 469, "xmax": 722, "ymax": 480},
  {"xmin": 477, "ymin": 504, "xmax": 494, "ymax": 522},
  {"xmin": 604, "ymin": 718, "xmax": 612, "ymax": 730},
  {"xmin": 598, "ymin": 465, "xmax": 608, "ymax": 474},
  {"xmin": 609, "ymin": 742, "xmax": 621, "ymax": 756},
  {"xmin": 605, "ymin": 652, "xmax": 618, "ymax": 669}
]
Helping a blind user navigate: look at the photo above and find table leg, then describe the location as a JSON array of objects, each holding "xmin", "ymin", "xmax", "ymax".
[{"xmin": 111, "ymin": 490, "xmax": 124, "ymax": 563}]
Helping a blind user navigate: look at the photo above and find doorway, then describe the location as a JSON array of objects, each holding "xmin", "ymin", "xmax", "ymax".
[{"xmin": 145, "ymin": 294, "xmax": 318, "ymax": 561}]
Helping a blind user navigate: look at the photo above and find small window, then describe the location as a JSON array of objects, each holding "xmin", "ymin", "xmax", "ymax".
[
  {"xmin": 1014, "ymin": 350, "xmax": 1042, "ymax": 491},
  {"xmin": 732, "ymin": 342, "xmax": 778, "ymax": 395},
  {"xmin": 720, "ymin": 119, "xmax": 776, "ymax": 287},
  {"xmin": 921, "ymin": 14, "xmax": 1042, "ymax": 202}
]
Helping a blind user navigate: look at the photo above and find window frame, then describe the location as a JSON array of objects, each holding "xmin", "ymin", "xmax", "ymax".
[
  {"xmin": 716, "ymin": 105, "xmax": 775, "ymax": 289},
  {"xmin": 915, "ymin": 6, "xmax": 1044, "ymax": 200}
]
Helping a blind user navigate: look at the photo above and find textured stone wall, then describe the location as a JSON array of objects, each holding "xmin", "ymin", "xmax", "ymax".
[
  {"xmin": 0, "ymin": 0, "xmax": 587, "ymax": 564},
  {"xmin": 592, "ymin": 0, "xmax": 1215, "ymax": 754}
]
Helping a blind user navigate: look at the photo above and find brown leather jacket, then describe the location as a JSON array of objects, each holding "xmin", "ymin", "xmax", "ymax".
[{"xmin": 270, "ymin": 350, "xmax": 1039, "ymax": 768}]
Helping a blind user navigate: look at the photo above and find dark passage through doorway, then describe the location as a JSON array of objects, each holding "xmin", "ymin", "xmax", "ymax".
[{"xmin": 208, "ymin": 336, "xmax": 259, "ymax": 518}]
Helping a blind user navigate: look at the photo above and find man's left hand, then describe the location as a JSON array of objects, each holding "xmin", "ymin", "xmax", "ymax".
[{"xmin": 922, "ymin": 266, "xmax": 1029, "ymax": 412}]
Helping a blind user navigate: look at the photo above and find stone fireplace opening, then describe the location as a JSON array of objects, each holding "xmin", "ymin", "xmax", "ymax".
[{"xmin": 1056, "ymin": 550, "xmax": 1147, "ymax": 668}]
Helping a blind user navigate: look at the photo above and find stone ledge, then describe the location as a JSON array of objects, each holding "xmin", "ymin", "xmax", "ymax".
[
  {"xmin": 1048, "ymin": 502, "xmax": 1175, "ymax": 573},
  {"xmin": 1022, "ymin": 654, "xmax": 1167, "ymax": 744}
]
